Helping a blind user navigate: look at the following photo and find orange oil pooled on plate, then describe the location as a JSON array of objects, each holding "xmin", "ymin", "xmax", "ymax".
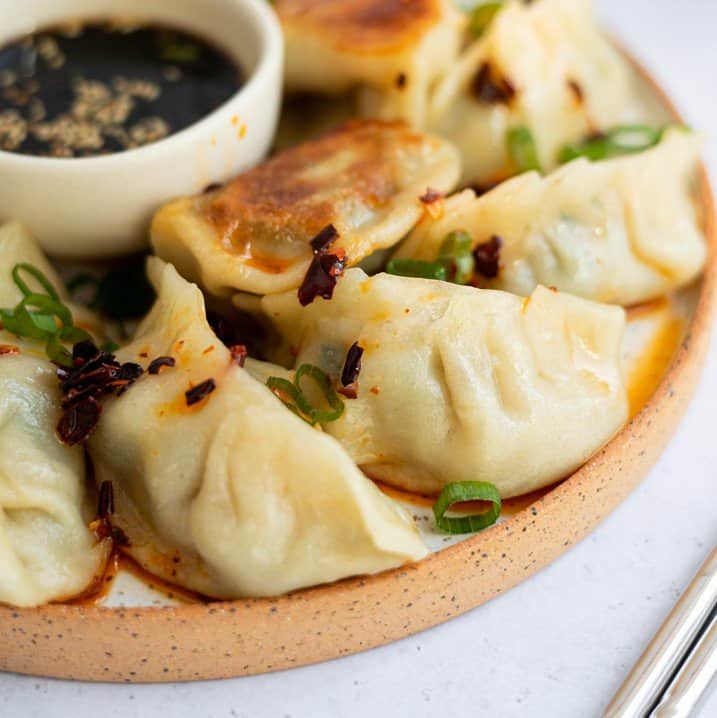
[{"xmin": 626, "ymin": 304, "xmax": 685, "ymax": 419}]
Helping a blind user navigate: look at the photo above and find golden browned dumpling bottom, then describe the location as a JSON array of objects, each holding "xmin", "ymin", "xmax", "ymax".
[
  {"xmin": 151, "ymin": 119, "xmax": 460, "ymax": 296},
  {"xmin": 274, "ymin": 0, "xmax": 442, "ymax": 53}
]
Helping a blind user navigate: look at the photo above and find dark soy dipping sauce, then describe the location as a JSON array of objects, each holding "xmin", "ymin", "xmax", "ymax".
[{"xmin": 0, "ymin": 22, "xmax": 243, "ymax": 157}]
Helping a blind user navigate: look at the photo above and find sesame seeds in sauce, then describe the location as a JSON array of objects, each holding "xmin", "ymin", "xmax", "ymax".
[
  {"xmin": 0, "ymin": 23, "xmax": 243, "ymax": 157},
  {"xmin": 298, "ymin": 224, "xmax": 347, "ymax": 306}
]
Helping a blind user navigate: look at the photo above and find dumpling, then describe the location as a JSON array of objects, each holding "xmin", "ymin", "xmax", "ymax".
[
  {"xmin": 276, "ymin": 0, "xmax": 464, "ymax": 129},
  {"xmin": 87, "ymin": 259, "xmax": 426, "ymax": 599},
  {"xmin": 261, "ymin": 269, "xmax": 629, "ymax": 498},
  {"xmin": 428, "ymin": 0, "xmax": 648, "ymax": 186},
  {"xmin": 151, "ymin": 120, "xmax": 461, "ymax": 298},
  {"xmin": 394, "ymin": 129, "xmax": 706, "ymax": 306},
  {"xmin": 0, "ymin": 222, "xmax": 108, "ymax": 607}
]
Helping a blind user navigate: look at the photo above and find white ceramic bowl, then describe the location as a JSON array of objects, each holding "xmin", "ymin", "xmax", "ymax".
[{"xmin": 0, "ymin": 0, "xmax": 283, "ymax": 258}]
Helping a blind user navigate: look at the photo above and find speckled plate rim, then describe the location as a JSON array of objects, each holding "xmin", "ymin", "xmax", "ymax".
[{"xmin": 1, "ymin": 55, "xmax": 715, "ymax": 684}]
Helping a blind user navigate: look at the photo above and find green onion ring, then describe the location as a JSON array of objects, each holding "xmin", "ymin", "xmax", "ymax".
[
  {"xmin": 295, "ymin": 363, "xmax": 344, "ymax": 423},
  {"xmin": 386, "ymin": 258, "xmax": 448, "ymax": 281},
  {"xmin": 507, "ymin": 126, "xmax": 542, "ymax": 173},
  {"xmin": 433, "ymin": 481, "xmax": 502, "ymax": 534},
  {"xmin": 46, "ymin": 333, "xmax": 73, "ymax": 367},
  {"xmin": 20, "ymin": 293, "xmax": 73, "ymax": 327},
  {"xmin": 12, "ymin": 263, "xmax": 60, "ymax": 300},
  {"xmin": 267, "ymin": 365, "xmax": 345, "ymax": 425}
]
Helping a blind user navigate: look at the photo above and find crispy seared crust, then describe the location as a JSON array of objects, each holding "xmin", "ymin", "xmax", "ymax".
[
  {"xmin": 151, "ymin": 119, "xmax": 460, "ymax": 295},
  {"xmin": 275, "ymin": 0, "xmax": 442, "ymax": 54},
  {"xmin": 204, "ymin": 119, "xmax": 447, "ymax": 252}
]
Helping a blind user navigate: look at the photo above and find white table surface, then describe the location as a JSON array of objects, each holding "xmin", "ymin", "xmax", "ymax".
[{"xmin": 2, "ymin": 2, "xmax": 716, "ymax": 716}]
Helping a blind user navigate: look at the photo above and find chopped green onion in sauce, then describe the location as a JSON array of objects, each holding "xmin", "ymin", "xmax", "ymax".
[
  {"xmin": 507, "ymin": 125, "xmax": 542, "ymax": 174},
  {"xmin": 558, "ymin": 125, "xmax": 666, "ymax": 164},
  {"xmin": 267, "ymin": 364, "xmax": 344, "ymax": 426},
  {"xmin": 0, "ymin": 263, "xmax": 91, "ymax": 366},
  {"xmin": 468, "ymin": 2, "xmax": 504, "ymax": 38},
  {"xmin": 432, "ymin": 481, "xmax": 502, "ymax": 534}
]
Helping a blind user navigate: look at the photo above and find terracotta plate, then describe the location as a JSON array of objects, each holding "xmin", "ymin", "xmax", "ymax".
[{"xmin": 1, "ymin": 54, "xmax": 715, "ymax": 683}]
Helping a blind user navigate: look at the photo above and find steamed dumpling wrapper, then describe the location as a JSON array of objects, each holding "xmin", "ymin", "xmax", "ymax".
[
  {"xmin": 276, "ymin": 0, "xmax": 464, "ymax": 130},
  {"xmin": 394, "ymin": 129, "xmax": 706, "ymax": 306},
  {"xmin": 151, "ymin": 120, "xmax": 460, "ymax": 297},
  {"xmin": 87, "ymin": 259, "xmax": 426, "ymax": 599},
  {"xmin": 261, "ymin": 269, "xmax": 629, "ymax": 498},
  {"xmin": 0, "ymin": 222, "xmax": 108, "ymax": 607},
  {"xmin": 428, "ymin": 0, "xmax": 648, "ymax": 186}
]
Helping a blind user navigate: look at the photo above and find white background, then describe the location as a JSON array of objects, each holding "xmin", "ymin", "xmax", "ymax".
[{"xmin": 1, "ymin": 1, "xmax": 716, "ymax": 716}]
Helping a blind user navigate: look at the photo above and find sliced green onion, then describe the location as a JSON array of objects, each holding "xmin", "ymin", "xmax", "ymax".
[
  {"xmin": 507, "ymin": 126, "xmax": 542, "ymax": 173},
  {"xmin": 558, "ymin": 124, "xmax": 665, "ymax": 164},
  {"xmin": 21, "ymin": 293, "xmax": 73, "ymax": 328},
  {"xmin": 12, "ymin": 263, "xmax": 60, "ymax": 300},
  {"xmin": 1, "ymin": 306, "xmax": 56, "ymax": 339},
  {"xmin": 0, "ymin": 263, "xmax": 93, "ymax": 366},
  {"xmin": 437, "ymin": 231, "xmax": 475, "ymax": 285},
  {"xmin": 295, "ymin": 364, "xmax": 344, "ymax": 423},
  {"xmin": 468, "ymin": 2, "xmax": 504, "ymax": 38},
  {"xmin": 433, "ymin": 481, "xmax": 502, "ymax": 534},
  {"xmin": 267, "ymin": 364, "xmax": 344, "ymax": 426},
  {"xmin": 386, "ymin": 258, "xmax": 448, "ymax": 281}
]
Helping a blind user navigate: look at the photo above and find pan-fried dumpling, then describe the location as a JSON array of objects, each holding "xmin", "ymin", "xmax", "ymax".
[
  {"xmin": 87, "ymin": 259, "xmax": 426, "ymax": 599},
  {"xmin": 276, "ymin": 0, "xmax": 464, "ymax": 129},
  {"xmin": 428, "ymin": 0, "xmax": 648, "ymax": 186},
  {"xmin": 151, "ymin": 120, "xmax": 461, "ymax": 297},
  {"xmin": 395, "ymin": 129, "xmax": 706, "ymax": 306},
  {"xmin": 0, "ymin": 222, "xmax": 107, "ymax": 607},
  {"xmin": 262, "ymin": 269, "xmax": 628, "ymax": 498}
]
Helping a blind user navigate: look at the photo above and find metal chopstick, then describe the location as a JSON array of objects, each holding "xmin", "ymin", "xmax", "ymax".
[
  {"xmin": 651, "ymin": 608, "xmax": 716, "ymax": 717},
  {"xmin": 603, "ymin": 546, "xmax": 717, "ymax": 718}
]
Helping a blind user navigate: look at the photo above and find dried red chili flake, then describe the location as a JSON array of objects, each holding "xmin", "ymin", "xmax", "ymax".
[
  {"xmin": 310, "ymin": 223, "xmax": 339, "ymax": 254},
  {"xmin": 185, "ymin": 378, "xmax": 216, "ymax": 406},
  {"xmin": 148, "ymin": 356, "xmax": 176, "ymax": 375},
  {"xmin": 298, "ymin": 227, "xmax": 347, "ymax": 306},
  {"xmin": 419, "ymin": 188, "xmax": 444, "ymax": 205},
  {"xmin": 341, "ymin": 342, "xmax": 364, "ymax": 387},
  {"xmin": 0, "ymin": 344, "xmax": 19, "ymax": 355},
  {"xmin": 472, "ymin": 62, "xmax": 516, "ymax": 105},
  {"xmin": 92, "ymin": 481, "xmax": 128, "ymax": 545},
  {"xmin": 230, "ymin": 344, "xmax": 248, "ymax": 367},
  {"xmin": 97, "ymin": 480, "xmax": 115, "ymax": 519},
  {"xmin": 57, "ymin": 395, "xmax": 102, "ymax": 446},
  {"xmin": 473, "ymin": 235, "xmax": 503, "ymax": 279},
  {"xmin": 56, "ymin": 340, "xmax": 145, "ymax": 445},
  {"xmin": 337, "ymin": 383, "xmax": 358, "ymax": 400}
]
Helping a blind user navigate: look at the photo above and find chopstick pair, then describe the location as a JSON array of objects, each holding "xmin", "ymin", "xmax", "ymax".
[{"xmin": 604, "ymin": 546, "xmax": 717, "ymax": 717}]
